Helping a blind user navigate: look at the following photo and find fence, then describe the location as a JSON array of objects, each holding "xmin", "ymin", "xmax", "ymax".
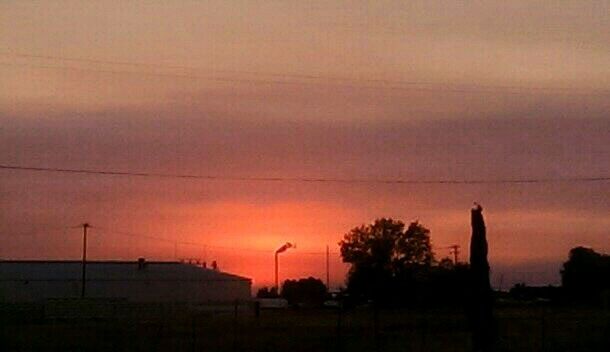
[{"xmin": 0, "ymin": 301, "xmax": 608, "ymax": 351}]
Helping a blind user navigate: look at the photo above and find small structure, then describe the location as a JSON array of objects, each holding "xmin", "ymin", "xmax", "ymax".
[
  {"xmin": 0, "ymin": 259, "xmax": 251, "ymax": 303},
  {"xmin": 257, "ymin": 298, "xmax": 289, "ymax": 309}
]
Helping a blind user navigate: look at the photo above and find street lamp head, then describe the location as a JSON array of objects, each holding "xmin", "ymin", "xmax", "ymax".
[{"xmin": 275, "ymin": 242, "xmax": 294, "ymax": 254}]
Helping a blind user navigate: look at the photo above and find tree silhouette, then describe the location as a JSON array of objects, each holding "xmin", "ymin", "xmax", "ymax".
[
  {"xmin": 256, "ymin": 286, "xmax": 279, "ymax": 298},
  {"xmin": 339, "ymin": 218, "xmax": 434, "ymax": 300},
  {"xmin": 468, "ymin": 203, "xmax": 494, "ymax": 352},
  {"xmin": 561, "ymin": 246, "xmax": 610, "ymax": 303},
  {"xmin": 281, "ymin": 277, "xmax": 327, "ymax": 306}
]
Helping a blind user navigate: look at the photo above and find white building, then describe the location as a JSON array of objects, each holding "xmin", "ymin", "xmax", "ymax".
[{"xmin": 0, "ymin": 259, "xmax": 251, "ymax": 303}]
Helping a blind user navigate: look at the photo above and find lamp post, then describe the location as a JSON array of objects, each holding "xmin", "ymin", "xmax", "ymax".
[{"xmin": 274, "ymin": 242, "xmax": 294, "ymax": 292}]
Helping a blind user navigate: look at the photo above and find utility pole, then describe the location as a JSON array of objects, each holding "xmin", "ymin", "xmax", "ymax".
[
  {"xmin": 326, "ymin": 245, "xmax": 330, "ymax": 290},
  {"xmin": 449, "ymin": 244, "xmax": 460, "ymax": 264},
  {"xmin": 81, "ymin": 223, "xmax": 90, "ymax": 299}
]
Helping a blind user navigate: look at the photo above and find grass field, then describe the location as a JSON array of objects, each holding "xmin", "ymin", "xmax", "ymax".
[{"xmin": 0, "ymin": 303, "xmax": 608, "ymax": 351}]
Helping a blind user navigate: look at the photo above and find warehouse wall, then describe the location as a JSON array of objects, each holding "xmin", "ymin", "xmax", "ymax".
[{"xmin": 0, "ymin": 261, "xmax": 251, "ymax": 303}]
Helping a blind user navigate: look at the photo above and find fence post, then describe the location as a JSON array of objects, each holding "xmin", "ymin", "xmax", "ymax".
[
  {"xmin": 191, "ymin": 314, "xmax": 197, "ymax": 352},
  {"xmin": 233, "ymin": 299, "xmax": 239, "ymax": 352},
  {"xmin": 373, "ymin": 303, "xmax": 380, "ymax": 351},
  {"xmin": 336, "ymin": 302, "xmax": 343, "ymax": 352},
  {"xmin": 420, "ymin": 315, "xmax": 427, "ymax": 351},
  {"xmin": 254, "ymin": 300, "xmax": 260, "ymax": 318},
  {"xmin": 540, "ymin": 307, "xmax": 546, "ymax": 352}
]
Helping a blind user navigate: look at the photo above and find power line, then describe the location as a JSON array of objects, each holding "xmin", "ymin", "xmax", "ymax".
[
  {"xmin": 0, "ymin": 61, "xmax": 531, "ymax": 96},
  {"xmin": 95, "ymin": 226, "xmax": 273, "ymax": 253},
  {"xmin": 2, "ymin": 52, "xmax": 609, "ymax": 96},
  {"xmin": 93, "ymin": 226, "xmax": 338, "ymax": 255},
  {"xmin": 0, "ymin": 225, "xmax": 333, "ymax": 256},
  {"xmin": 3, "ymin": 226, "xmax": 75, "ymax": 237},
  {"xmin": 1, "ymin": 164, "xmax": 609, "ymax": 185},
  {"xmin": 5, "ymin": 51, "xmax": 609, "ymax": 94},
  {"xmin": 4, "ymin": 224, "xmax": 464, "ymax": 258},
  {"xmin": 0, "ymin": 62, "xmax": 311, "ymax": 88},
  {"xmin": 3, "ymin": 61, "xmax": 607, "ymax": 96}
]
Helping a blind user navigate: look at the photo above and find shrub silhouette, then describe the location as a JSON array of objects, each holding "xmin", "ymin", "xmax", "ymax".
[{"xmin": 281, "ymin": 277, "xmax": 327, "ymax": 306}]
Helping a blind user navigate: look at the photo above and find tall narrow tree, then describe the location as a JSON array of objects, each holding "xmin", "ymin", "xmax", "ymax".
[{"xmin": 469, "ymin": 203, "xmax": 494, "ymax": 352}]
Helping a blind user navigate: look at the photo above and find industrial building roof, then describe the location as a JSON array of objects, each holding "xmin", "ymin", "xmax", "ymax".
[{"xmin": 0, "ymin": 260, "xmax": 251, "ymax": 282}]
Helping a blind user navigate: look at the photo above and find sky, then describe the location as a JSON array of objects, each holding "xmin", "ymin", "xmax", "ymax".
[{"xmin": 1, "ymin": 1, "xmax": 609, "ymax": 289}]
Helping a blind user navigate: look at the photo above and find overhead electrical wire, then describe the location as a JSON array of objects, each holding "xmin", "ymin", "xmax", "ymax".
[
  {"xmin": 7, "ymin": 224, "xmax": 454, "ymax": 257},
  {"xmin": 1, "ymin": 51, "xmax": 609, "ymax": 96},
  {"xmin": 0, "ymin": 61, "xmax": 542, "ymax": 95},
  {"xmin": 83, "ymin": 226, "xmax": 340, "ymax": 256},
  {"xmin": 1, "ymin": 164, "xmax": 609, "ymax": 185},
  {"xmin": 2, "ymin": 52, "xmax": 608, "ymax": 258}
]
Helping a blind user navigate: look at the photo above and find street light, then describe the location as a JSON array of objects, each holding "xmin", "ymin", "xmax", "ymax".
[{"xmin": 274, "ymin": 242, "xmax": 294, "ymax": 292}]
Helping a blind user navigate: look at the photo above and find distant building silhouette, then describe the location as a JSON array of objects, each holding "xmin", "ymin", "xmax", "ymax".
[{"xmin": 0, "ymin": 258, "xmax": 250, "ymax": 303}]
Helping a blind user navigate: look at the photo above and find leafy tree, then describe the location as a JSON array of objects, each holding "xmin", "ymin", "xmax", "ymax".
[
  {"xmin": 281, "ymin": 277, "xmax": 327, "ymax": 306},
  {"xmin": 417, "ymin": 262, "xmax": 471, "ymax": 304},
  {"xmin": 256, "ymin": 286, "xmax": 279, "ymax": 298},
  {"xmin": 561, "ymin": 246, "xmax": 610, "ymax": 303},
  {"xmin": 339, "ymin": 218, "xmax": 434, "ymax": 299}
]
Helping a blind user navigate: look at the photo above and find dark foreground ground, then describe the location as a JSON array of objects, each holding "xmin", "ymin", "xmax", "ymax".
[{"xmin": 0, "ymin": 302, "xmax": 608, "ymax": 351}]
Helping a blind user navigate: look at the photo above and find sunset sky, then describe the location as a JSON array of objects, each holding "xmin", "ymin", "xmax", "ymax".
[{"xmin": 1, "ymin": 1, "xmax": 609, "ymax": 289}]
